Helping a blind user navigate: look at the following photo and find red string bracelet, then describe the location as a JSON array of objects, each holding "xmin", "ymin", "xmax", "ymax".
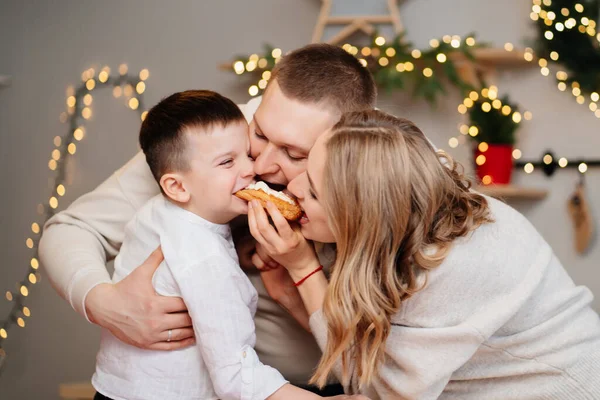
[{"xmin": 294, "ymin": 265, "xmax": 324, "ymax": 287}]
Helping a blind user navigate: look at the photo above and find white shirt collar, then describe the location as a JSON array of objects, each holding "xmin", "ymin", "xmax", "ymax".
[{"xmin": 161, "ymin": 196, "xmax": 231, "ymax": 238}]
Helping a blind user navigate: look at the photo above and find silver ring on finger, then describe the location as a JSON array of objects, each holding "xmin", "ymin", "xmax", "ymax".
[{"xmin": 167, "ymin": 329, "xmax": 172, "ymax": 342}]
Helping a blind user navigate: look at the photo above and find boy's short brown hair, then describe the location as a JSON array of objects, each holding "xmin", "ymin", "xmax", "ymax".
[
  {"xmin": 270, "ymin": 43, "xmax": 377, "ymax": 113},
  {"xmin": 139, "ymin": 90, "xmax": 245, "ymax": 184}
]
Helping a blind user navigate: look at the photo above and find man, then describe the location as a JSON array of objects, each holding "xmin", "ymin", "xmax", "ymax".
[{"xmin": 39, "ymin": 43, "xmax": 376, "ymax": 395}]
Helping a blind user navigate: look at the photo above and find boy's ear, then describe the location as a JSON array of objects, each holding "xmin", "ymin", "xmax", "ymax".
[{"xmin": 160, "ymin": 173, "xmax": 190, "ymax": 203}]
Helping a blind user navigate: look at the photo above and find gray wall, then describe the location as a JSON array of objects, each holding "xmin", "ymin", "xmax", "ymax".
[{"xmin": 0, "ymin": 0, "xmax": 598, "ymax": 398}]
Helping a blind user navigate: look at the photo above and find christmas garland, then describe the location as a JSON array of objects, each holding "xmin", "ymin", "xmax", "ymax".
[
  {"xmin": 531, "ymin": 0, "xmax": 600, "ymax": 96},
  {"xmin": 228, "ymin": 33, "xmax": 483, "ymax": 105}
]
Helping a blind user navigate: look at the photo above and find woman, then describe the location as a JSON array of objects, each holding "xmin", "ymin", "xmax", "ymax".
[{"xmin": 247, "ymin": 110, "xmax": 600, "ymax": 399}]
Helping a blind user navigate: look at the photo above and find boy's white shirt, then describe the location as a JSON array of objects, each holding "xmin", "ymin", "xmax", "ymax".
[
  {"xmin": 92, "ymin": 194, "xmax": 287, "ymax": 400},
  {"xmin": 40, "ymin": 96, "xmax": 326, "ymax": 384}
]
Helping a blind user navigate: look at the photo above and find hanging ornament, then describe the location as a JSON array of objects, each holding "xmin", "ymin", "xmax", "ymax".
[{"xmin": 567, "ymin": 178, "xmax": 595, "ymax": 254}]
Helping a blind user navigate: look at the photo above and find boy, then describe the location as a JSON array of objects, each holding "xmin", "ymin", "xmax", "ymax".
[{"xmin": 92, "ymin": 90, "xmax": 321, "ymax": 400}]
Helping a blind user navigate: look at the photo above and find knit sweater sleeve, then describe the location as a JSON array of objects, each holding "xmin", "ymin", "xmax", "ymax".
[{"xmin": 39, "ymin": 151, "xmax": 159, "ymax": 321}]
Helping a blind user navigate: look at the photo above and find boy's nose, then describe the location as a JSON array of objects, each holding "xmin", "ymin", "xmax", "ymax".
[{"xmin": 241, "ymin": 158, "xmax": 255, "ymax": 179}]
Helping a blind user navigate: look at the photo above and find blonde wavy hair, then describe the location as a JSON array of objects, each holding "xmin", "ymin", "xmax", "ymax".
[{"xmin": 311, "ymin": 110, "xmax": 493, "ymax": 390}]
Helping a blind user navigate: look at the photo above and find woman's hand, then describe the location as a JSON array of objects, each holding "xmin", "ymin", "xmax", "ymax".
[
  {"xmin": 248, "ymin": 200, "xmax": 321, "ymax": 279},
  {"xmin": 249, "ymin": 200, "xmax": 328, "ymax": 315}
]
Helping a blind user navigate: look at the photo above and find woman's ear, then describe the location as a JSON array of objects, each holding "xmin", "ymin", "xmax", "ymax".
[{"xmin": 160, "ymin": 173, "xmax": 190, "ymax": 203}]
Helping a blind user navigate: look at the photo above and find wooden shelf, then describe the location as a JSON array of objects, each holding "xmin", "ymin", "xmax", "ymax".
[
  {"xmin": 451, "ymin": 48, "xmax": 537, "ymax": 87},
  {"xmin": 450, "ymin": 48, "xmax": 535, "ymax": 68},
  {"xmin": 59, "ymin": 382, "xmax": 94, "ymax": 400},
  {"xmin": 474, "ymin": 184, "xmax": 548, "ymax": 200},
  {"xmin": 219, "ymin": 62, "xmax": 235, "ymax": 71}
]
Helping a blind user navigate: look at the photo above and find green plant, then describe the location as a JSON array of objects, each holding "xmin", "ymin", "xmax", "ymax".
[{"xmin": 465, "ymin": 91, "xmax": 527, "ymax": 145}]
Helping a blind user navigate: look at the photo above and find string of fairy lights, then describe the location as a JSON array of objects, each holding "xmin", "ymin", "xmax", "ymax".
[
  {"xmin": 0, "ymin": 65, "xmax": 149, "ymax": 371},
  {"xmin": 530, "ymin": 0, "xmax": 600, "ymax": 117},
  {"xmin": 232, "ymin": 46, "xmax": 282, "ymax": 97},
  {"xmin": 522, "ymin": 0, "xmax": 600, "ymax": 175}
]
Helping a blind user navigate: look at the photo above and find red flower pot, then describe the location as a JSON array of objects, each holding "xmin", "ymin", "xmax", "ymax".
[{"xmin": 474, "ymin": 144, "xmax": 513, "ymax": 185}]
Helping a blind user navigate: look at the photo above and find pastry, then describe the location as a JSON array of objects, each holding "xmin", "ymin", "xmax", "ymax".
[{"xmin": 236, "ymin": 181, "xmax": 302, "ymax": 221}]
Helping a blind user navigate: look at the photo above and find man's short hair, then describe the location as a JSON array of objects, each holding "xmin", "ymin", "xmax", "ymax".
[
  {"xmin": 139, "ymin": 90, "xmax": 245, "ymax": 183},
  {"xmin": 270, "ymin": 43, "xmax": 377, "ymax": 113}
]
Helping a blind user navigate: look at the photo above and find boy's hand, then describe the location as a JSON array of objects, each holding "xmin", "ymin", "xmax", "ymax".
[
  {"xmin": 232, "ymin": 228, "xmax": 280, "ymax": 271},
  {"xmin": 252, "ymin": 243, "xmax": 281, "ymax": 271},
  {"xmin": 233, "ymin": 232, "xmax": 259, "ymax": 270}
]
